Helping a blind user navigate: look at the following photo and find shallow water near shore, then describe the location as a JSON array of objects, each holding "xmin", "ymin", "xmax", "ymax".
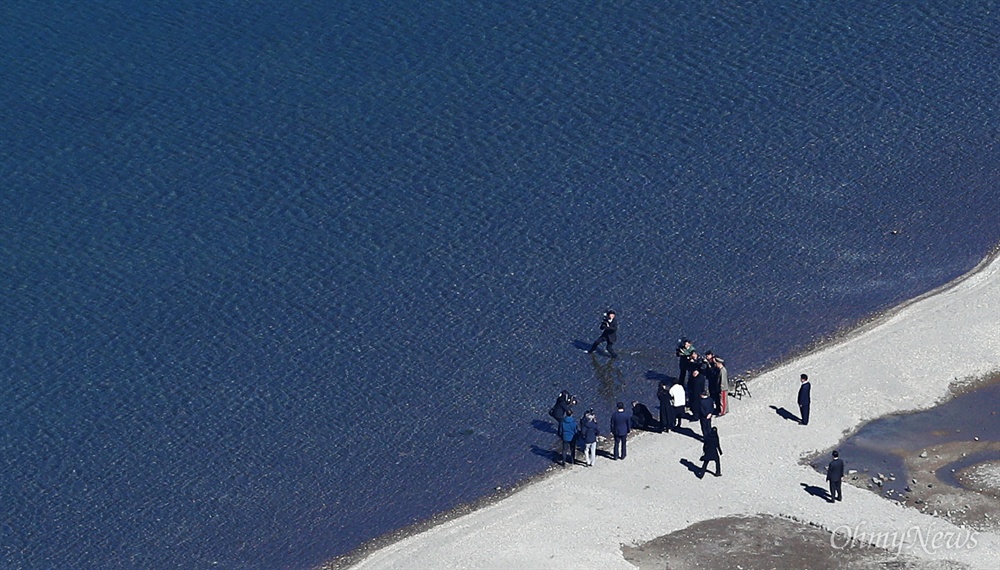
[
  {"xmin": 3, "ymin": 1, "xmax": 1000, "ymax": 568},
  {"xmin": 812, "ymin": 376, "xmax": 1000, "ymax": 500}
]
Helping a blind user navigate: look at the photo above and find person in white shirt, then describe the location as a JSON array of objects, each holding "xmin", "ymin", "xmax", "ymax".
[{"xmin": 667, "ymin": 381, "xmax": 686, "ymax": 432}]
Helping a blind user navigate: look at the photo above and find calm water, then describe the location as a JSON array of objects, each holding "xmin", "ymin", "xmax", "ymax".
[{"xmin": 2, "ymin": 1, "xmax": 999, "ymax": 568}]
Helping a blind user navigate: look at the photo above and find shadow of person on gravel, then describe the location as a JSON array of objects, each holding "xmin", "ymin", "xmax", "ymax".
[
  {"xmin": 680, "ymin": 458, "xmax": 705, "ymax": 479},
  {"xmin": 800, "ymin": 482, "xmax": 832, "ymax": 503},
  {"xmin": 771, "ymin": 405, "xmax": 801, "ymax": 423}
]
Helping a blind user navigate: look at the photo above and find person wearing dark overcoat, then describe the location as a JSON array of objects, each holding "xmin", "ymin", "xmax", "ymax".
[
  {"xmin": 827, "ymin": 450, "xmax": 845, "ymax": 502},
  {"xmin": 656, "ymin": 382, "xmax": 672, "ymax": 433},
  {"xmin": 697, "ymin": 390, "xmax": 715, "ymax": 439},
  {"xmin": 609, "ymin": 401, "xmax": 632, "ymax": 460},
  {"xmin": 687, "ymin": 369, "xmax": 706, "ymax": 411},
  {"xmin": 700, "ymin": 426, "xmax": 723, "ymax": 477},
  {"xmin": 797, "ymin": 374, "xmax": 811, "ymax": 425}
]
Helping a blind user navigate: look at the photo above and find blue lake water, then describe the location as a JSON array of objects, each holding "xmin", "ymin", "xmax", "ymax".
[{"xmin": 2, "ymin": 1, "xmax": 999, "ymax": 568}]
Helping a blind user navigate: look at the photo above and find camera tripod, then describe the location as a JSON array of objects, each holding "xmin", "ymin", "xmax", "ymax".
[{"xmin": 730, "ymin": 377, "xmax": 751, "ymax": 400}]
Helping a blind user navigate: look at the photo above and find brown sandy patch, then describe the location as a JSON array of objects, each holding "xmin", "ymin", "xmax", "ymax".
[{"xmin": 621, "ymin": 514, "xmax": 968, "ymax": 570}]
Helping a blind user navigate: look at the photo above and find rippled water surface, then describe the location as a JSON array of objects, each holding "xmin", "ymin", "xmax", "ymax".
[{"xmin": 2, "ymin": 1, "xmax": 999, "ymax": 568}]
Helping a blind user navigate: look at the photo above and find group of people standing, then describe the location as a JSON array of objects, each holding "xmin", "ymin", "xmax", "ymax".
[
  {"xmin": 549, "ymin": 392, "xmax": 632, "ymax": 466},
  {"xmin": 571, "ymin": 315, "xmax": 844, "ymax": 496}
]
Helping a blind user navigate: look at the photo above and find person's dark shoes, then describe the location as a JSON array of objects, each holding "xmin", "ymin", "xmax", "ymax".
[{"xmin": 715, "ymin": 472, "xmax": 722, "ymax": 477}]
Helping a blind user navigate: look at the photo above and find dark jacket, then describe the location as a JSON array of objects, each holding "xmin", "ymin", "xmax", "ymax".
[
  {"xmin": 610, "ymin": 409, "xmax": 632, "ymax": 437},
  {"xmin": 702, "ymin": 429, "xmax": 722, "ymax": 461},
  {"xmin": 689, "ymin": 374, "xmax": 707, "ymax": 401},
  {"xmin": 798, "ymin": 382, "xmax": 811, "ymax": 406},
  {"xmin": 581, "ymin": 418, "xmax": 600, "ymax": 444},
  {"xmin": 827, "ymin": 457, "xmax": 845, "ymax": 482},
  {"xmin": 560, "ymin": 416, "xmax": 578, "ymax": 443},
  {"xmin": 708, "ymin": 370, "xmax": 723, "ymax": 396},
  {"xmin": 657, "ymin": 384, "xmax": 672, "ymax": 408},
  {"xmin": 631, "ymin": 402, "xmax": 654, "ymax": 428},
  {"xmin": 550, "ymin": 392, "xmax": 571, "ymax": 421},
  {"xmin": 600, "ymin": 315, "xmax": 618, "ymax": 342},
  {"xmin": 698, "ymin": 396, "xmax": 715, "ymax": 420}
]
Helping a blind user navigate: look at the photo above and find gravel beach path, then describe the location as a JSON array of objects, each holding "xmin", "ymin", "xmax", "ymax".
[{"xmin": 345, "ymin": 252, "xmax": 1000, "ymax": 569}]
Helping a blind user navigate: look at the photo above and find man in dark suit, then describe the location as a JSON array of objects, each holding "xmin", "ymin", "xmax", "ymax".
[
  {"xmin": 697, "ymin": 390, "xmax": 715, "ymax": 439},
  {"xmin": 610, "ymin": 401, "xmax": 632, "ymax": 460},
  {"xmin": 587, "ymin": 310, "xmax": 618, "ymax": 358},
  {"xmin": 687, "ymin": 369, "xmax": 706, "ymax": 412},
  {"xmin": 700, "ymin": 426, "xmax": 723, "ymax": 478},
  {"xmin": 797, "ymin": 373, "xmax": 811, "ymax": 425},
  {"xmin": 656, "ymin": 382, "xmax": 672, "ymax": 433},
  {"xmin": 827, "ymin": 450, "xmax": 845, "ymax": 502}
]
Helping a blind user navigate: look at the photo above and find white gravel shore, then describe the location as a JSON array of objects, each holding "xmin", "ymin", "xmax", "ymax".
[{"xmin": 347, "ymin": 253, "xmax": 1000, "ymax": 570}]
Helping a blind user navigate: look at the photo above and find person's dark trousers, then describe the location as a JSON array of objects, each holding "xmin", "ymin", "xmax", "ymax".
[
  {"xmin": 799, "ymin": 403, "xmax": 810, "ymax": 425},
  {"xmin": 664, "ymin": 405, "xmax": 676, "ymax": 433},
  {"xmin": 678, "ymin": 360, "xmax": 688, "ymax": 388},
  {"xmin": 672, "ymin": 406, "xmax": 684, "ymax": 429},
  {"xmin": 699, "ymin": 417, "xmax": 712, "ymax": 439},
  {"xmin": 712, "ymin": 392, "xmax": 722, "ymax": 415},
  {"xmin": 830, "ymin": 480, "xmax": 842, "ymax": 501},
  {"xmin": 561, "ymin": 440, "xmax": 576, "ymax": 465},
  {"xmin": 614, "ymin": 435, "xmax": 627, "ymax": 459},
  {"xmin": 604, "ymin": 338, "xmax": 617, "ymax": 358},
  {"xmin": 590, "ymin": 334, "xmax": 617, "ymax": 357},
  {"xmin": 700, "ymin": 458, "xmax": 721, "ymax": 477}
]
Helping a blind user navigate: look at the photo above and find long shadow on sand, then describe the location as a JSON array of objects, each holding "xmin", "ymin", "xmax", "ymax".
[
  {"xmin": 671, "ymin": 424, "xmax": 704, "ymax": 442},
  {"xmin": 679, "ymin": 458, "xmax": 704, "ymax": 479},
  {"xmin": 771, "ymin": 405, "xmax": 801, "ymax": 423},
  {"xmin": 800, "ymin": 483, "xmax": 832, "ymax": 503}
]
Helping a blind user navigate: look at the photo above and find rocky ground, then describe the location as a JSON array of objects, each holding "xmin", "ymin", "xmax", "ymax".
[{"xmin": 622, "ymin": 514, "xmax": 969, "ymax": 570}]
